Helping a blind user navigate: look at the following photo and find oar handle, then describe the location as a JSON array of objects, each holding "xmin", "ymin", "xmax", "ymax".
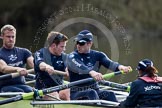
[
  {"xmin": 27, "ymin": 69, "xmax": 35, "ymax": 74},
  {"xmin": 12, "ymin": 69, "xmax": 35, "ymax": 78},
  {"xmin": 0, "ymin": 69, "xmax": 35, "ymax": 81},
  {"xmin": 53, "ymin": 70, "xmax": 67, "ymax": 76}
]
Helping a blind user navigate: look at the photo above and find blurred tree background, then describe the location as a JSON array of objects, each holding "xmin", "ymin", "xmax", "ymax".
[{"xmin": 0, "ymin": 0, "xmax": 162, "ymax": 83}]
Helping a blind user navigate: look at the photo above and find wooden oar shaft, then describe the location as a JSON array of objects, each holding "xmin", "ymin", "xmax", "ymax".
[
  {"xmin": 0, "ymin": 69, "xmax": 34, "ymax": 81},
  {"xmin": 53, "ymin": 70, "xmax": 67, "ymax": 76},
  {"xmin": 12, "ymin": 69, "xmax": 35, "ymax": 78}
]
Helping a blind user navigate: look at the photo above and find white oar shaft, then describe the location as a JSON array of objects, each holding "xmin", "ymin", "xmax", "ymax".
[{"xmin": 31, "ymin": 100, "xmax": 120, "ymax": 106}]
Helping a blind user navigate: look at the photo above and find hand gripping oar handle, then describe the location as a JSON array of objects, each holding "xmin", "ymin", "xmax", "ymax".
[
  {"xmin": 40, "ymin": 66, "xmax": 67, "ymax": 76},
  {"xmin": 104, "ymin": 69, "xmax": 132, "ymax": 80},
  {"xmin": 99, "ymin": 80, "xmax": 130, "ymax": 92},
  {"xmin": 0, "ymin": 71, "xmax": 121, "ymax": 105},
  {"xmin": 0, "ymin": 69, "xmax": 34, "ymax": 81}
]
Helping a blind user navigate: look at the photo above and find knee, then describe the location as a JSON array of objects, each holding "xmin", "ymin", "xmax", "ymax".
[
  {"xmin": 23, "ymin": 86, "xmax": 33, "ymax": 93},
  {"xmin": 108, "ymin": 91, "xmax": 116, "ymax": 96},
  {"xmin": 88, "ymin": 89, "xmax": 98, "ymax": 95},
  {"xmin": 101, "ymin": 91, "xmax": 117, "ymax": 102},
  {"xmin": 86, "ymin": 89, "xmax": 99, "ymax": 99},
  {"xmin": 59, "ymin": 89, "xmax": 70, "ymax": 100}
]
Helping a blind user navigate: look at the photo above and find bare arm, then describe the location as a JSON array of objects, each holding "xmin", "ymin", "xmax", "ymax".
[
  {"xmin": 39, "ymin": 62, "xmax": 68, "ymax": 76},
  {"xmin": 0, "ymin": 59, "xmax": 25, "ymax": 74},
  {"xmin": 39, "ymin": 62, "xmax": 50, "ymax": 71},
  {"xmin": 27, "ymin": 56, "xmax": 34, "ymax": 68}
]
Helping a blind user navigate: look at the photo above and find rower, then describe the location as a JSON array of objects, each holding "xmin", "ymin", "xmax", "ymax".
[
  {"xmin": 120, "ymin": 59, "xmax": 162, "ymax": 107},
  {"xmin": 0, "ymin": 24, "xmax": 34, "ymax": 93},
  {"xmin": 67, "ymin": 30, "xmax": 132, "ymax": 101}
]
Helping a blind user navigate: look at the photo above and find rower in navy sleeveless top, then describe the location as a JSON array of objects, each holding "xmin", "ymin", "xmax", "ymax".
[
  {"xmin": 120, "ymin": 59, "xmax": 162, "ymax": 107},
  {"xmin": 67, "ymin": 30, "xmax": 132, "ymax": 102},
  {"xmin": 34, "ymin": 31, "xmax": 70, "ymax": 100},
  {"xmin": 0, "ymin": 24, "xmax": 34, "ymax": 93}
]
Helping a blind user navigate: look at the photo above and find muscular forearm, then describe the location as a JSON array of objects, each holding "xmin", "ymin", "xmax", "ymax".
[
  {"xmin": 0, "ymin": 59, "xmax": 20, "ymax": 73},
  {"xmin": 39, "ymin": 62, "xmax": 50, "ymax": 71},
  {"xmin": 0, "ymin": 66, "xmax": 21, "ymax": 74}
]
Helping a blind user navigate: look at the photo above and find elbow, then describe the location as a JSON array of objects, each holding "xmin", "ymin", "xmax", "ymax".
[{"xmin": 0, "ymin": 66, "xmax": 7, "ymax": 73}]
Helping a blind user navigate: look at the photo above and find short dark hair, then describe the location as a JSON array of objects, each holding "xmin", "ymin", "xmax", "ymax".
[{"xmin": 46, "ymin": 31, "xmax": 68, "ymax": 47}]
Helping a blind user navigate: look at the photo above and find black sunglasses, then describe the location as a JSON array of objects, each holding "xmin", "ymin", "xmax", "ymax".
[
  {"xmin": 76, "ymin": 41, "xmax": 87, "ymax": 46},
  {"xmin": 51, "ymin": 34, "xmax": 64, "ymax": 43},
  {"xmin": 54, "ymin": 34, "xmax": 64, "ymax": 40}
]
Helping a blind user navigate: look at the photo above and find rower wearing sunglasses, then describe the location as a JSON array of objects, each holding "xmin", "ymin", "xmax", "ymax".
[{"xmin": 67, "ymin": 30, "xmax": 132, "ymax": 101}]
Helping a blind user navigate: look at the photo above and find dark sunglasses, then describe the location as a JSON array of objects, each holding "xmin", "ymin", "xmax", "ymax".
[
  {"xmin": 51, "ymin": 34, "xmax": 64, "ymax": 43},
  {"xmin": 76, "ymin": 41, "xmax": 87, "ymax": 46},
  {"xmin": 54, "ymin": 34, "xmax": 64, "ymax": 40}
]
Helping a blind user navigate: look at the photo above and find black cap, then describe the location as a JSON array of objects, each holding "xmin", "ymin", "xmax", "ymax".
[
  {"xmin": 74, "ymin": 30, "xmax": 93, "ymax": 43},
  {"xmin": 136, "ymin": 59, "xmax": 153, "ymax": 71}
]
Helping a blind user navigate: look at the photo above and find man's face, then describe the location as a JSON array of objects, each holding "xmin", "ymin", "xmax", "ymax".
[
  {"xmin": 2, "ymin": 30, "xmax": 16, "ymax": 49},
  {"xmin": 53, "ymin": 41, "xmax": 67, "ymax": 56},
  {"xmin": 76, "ymin": 41, "xmax": 92, "ymax": 53}
]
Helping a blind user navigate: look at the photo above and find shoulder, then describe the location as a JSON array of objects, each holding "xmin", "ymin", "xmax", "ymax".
[
  {"xmin": 90, "ymin": 50, "xmax": 104, "ymax": 55},
  {"xmin": 91, "ymin": 50, "xmax": 108, "ymax": 58},
  {"xmin": 62, "ymin": 52, "xmax": 67, "ymax": 56},
  {"xmin": 35, "ymin": 48, "xmax": 44, "ymax": 53},
  {"xmin": 35, "ymin": 48, "xmax": 47, "ymax": 53},
  {"xmin": 134, "ymin": 78, "xmax": 144, "ymax": 83},
  {"xmin": 34, "ymin": 48, "xmax": 44, "ymax": 56},
  {"xmin": 157, "ymin": 77, "xmax": 162, "ymax": 82},
  {"xmin": 132, "ymin": 78, "xmax": 144, "ymax": 86},
  {"xmin": 15, "ymin": 47, "xmax": 31, "ymax": 53},
  {"xmin": 128, "ymin": 79, "xmax": 143, "ymax": 92},
  {"xmin": 61, "ymin": 52, "xmax": 68, "ymax": 58},
  {"xmin": 90, "ymin": 50, "xmax": 99, "ymax": 53},
  {"xmin": 68, "ymin": 51, "xmax": 76, "ymax": 58},
  {"xmin": 139, "ymin": 76, "xmax": 162, "ymax": 83}
]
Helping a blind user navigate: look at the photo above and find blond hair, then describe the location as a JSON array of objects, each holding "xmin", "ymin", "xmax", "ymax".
[{"xmin": 1, "ymin": 24, "xmax": 16, "ymax": 35}]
